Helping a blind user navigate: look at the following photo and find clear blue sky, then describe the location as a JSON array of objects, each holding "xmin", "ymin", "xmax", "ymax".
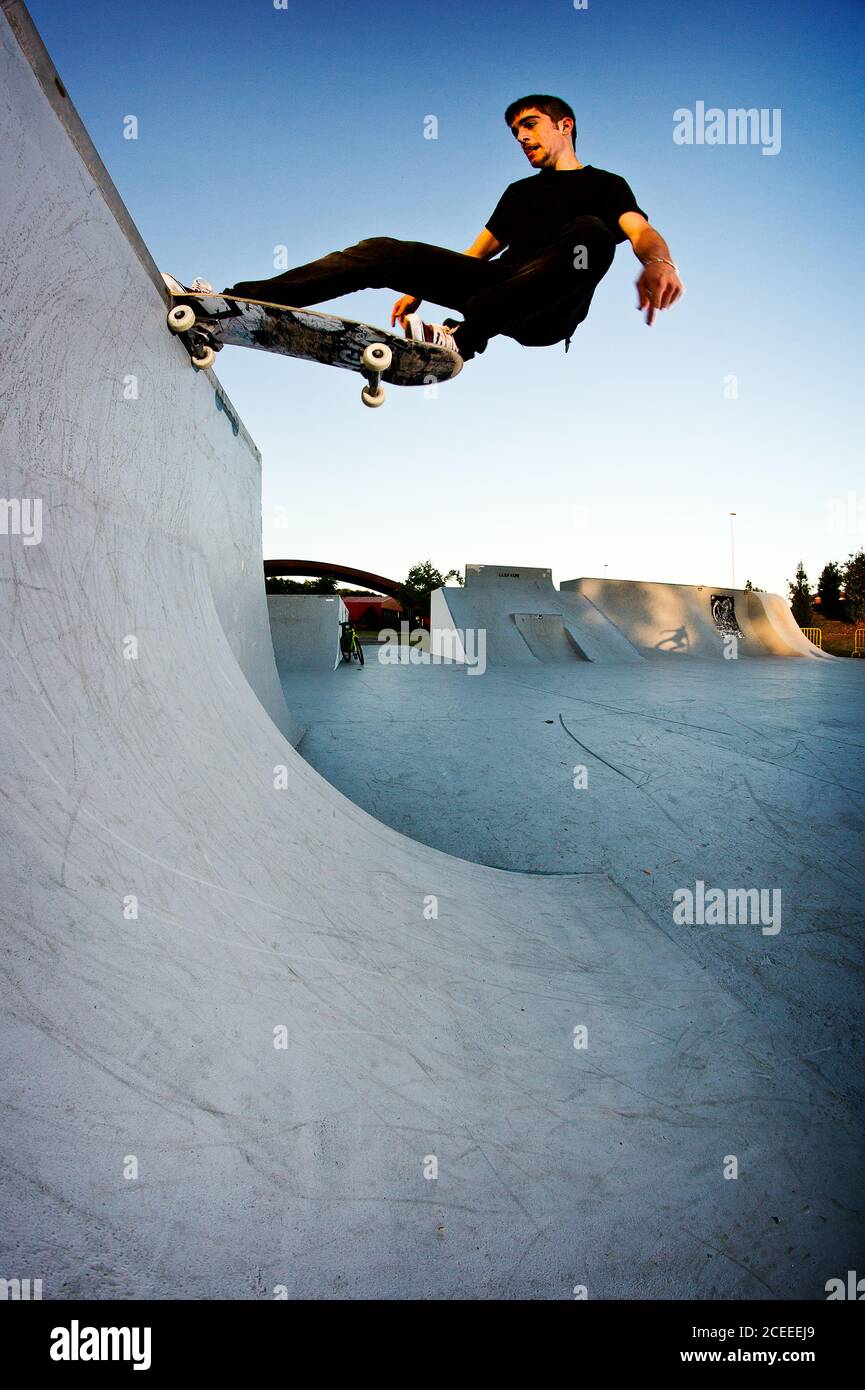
[{"xmin": 29, "ymin": 0, "xmax": 864, "ymax": 597}]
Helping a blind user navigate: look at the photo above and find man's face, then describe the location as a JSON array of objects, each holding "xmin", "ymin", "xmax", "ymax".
[{"xmin": 510, "ymin": 108, "xmax": 573, "ymax": 167}]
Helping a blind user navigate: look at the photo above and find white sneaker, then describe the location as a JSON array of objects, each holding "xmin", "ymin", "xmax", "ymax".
[
  {"xmin": 403, "ymin": 313, "xmax": 459, "ymax": 353},
  {"xmin": 161, "ymin": 272, "xmax": 215, "ymax": 296}
]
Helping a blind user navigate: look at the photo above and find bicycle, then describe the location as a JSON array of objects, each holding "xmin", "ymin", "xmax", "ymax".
[{"xmin": 339, "ymin": 620, "xmax": 365, "ymax": 666}]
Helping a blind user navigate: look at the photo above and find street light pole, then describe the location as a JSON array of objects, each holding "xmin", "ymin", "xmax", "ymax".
[{"xmin": 729, "ymin": 512, "xmax": 737, "ymax": 588}]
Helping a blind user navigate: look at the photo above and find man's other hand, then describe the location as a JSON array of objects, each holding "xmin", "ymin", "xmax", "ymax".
[
  {"xmin": 636, "ymin": 261, "xmax": 683, "ymax": 326},
  {"xmin": 392, "ymin": 294, "xmax": 422, "ymax": 328}
]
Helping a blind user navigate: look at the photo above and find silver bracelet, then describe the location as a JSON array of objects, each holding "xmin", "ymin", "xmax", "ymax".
[{"xmin": 644, "ymin": 256, "xmax": 678, "ymax": 272}]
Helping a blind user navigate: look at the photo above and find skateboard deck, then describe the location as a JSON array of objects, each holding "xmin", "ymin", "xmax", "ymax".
[{"xmin": 163, "ymin": 276, "xmax": 462, "ymax": 408}]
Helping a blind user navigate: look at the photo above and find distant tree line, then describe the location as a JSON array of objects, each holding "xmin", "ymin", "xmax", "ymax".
[{"xmin": 787, "ymin": 549, "xmax": 865, "ymax": 626}]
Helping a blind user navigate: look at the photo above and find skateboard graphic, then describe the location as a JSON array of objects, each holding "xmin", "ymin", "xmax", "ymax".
[{"xmin": 163, "ymin": 277, "xmax": 462, "ymax": 408}]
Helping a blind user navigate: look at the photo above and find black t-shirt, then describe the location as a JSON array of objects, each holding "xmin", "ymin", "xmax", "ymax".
[{"xmin": 486, "ymin": 165, "xmax": 647, "ymax": 264}]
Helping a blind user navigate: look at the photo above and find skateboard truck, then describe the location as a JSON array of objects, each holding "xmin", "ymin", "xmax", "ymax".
[
  {"xmin": 167, "ymin": 303, "xmax": 219, "ymax": 370},
  {"xmin": 359, "ymin": 342, "xmax": 392, "ymax": 408}
]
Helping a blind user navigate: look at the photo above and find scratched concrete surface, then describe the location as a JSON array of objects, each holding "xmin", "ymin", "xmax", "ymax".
[{"xmin": 283, "ymin": 655, "xmax": 865, "ymax": 1113}]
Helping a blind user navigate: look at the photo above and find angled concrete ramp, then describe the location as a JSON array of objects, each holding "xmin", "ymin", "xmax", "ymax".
[
  {"xmin": 567, "ymin": 577, "xmax": 829, "ymax": 659},
  {"xmin": 0, "ymin": 2, "xmax": 859, "ymax": 1299},
  {"xmin": 268, "ymin": 594, "xmax": 348, "ymax": 672},
  {"xmin": 512, "ymin": 611, "xmax": 587, "ymax": 661},
  {"xmin": 431, "ymin": 564, "xmax": 643, "ymax": 665}
]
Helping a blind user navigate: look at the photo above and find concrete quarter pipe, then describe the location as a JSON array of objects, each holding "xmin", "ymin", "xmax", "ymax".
[
  {"xmin": 0, "ymin": 3, "xmax": 861, "ymax": 1299},
  {"xmin": 567, "ymin": 576, "xmax": 829, "ymax": 659},
  {"xmin": 431, "ymin": 565, "xmax": 828, "ymax": 666}
]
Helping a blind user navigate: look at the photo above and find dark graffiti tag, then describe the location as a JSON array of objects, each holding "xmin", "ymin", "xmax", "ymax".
[{"xmin": 710, "ymin": 593, "xmax": 744, "ymax": 639}]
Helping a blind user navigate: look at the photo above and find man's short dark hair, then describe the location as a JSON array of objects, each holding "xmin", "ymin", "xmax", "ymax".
[{"xmin": 504, "ymin": 94, "xmax": 577, "ymax": 148}]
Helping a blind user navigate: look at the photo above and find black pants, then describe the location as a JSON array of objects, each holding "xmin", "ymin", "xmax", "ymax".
[{"xmin": 226, "ymin": 215, "xmax": 616, "ymax": 360}]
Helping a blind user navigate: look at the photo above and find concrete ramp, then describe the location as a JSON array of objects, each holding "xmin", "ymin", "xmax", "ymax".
[
  {"xmin": 431, "ymin": 564, "xmax": 643, "ymax": 665},
  {"xmin": 567, "ymin": 577, "xmax": 829, "ymax": 659},
  {"xmin": 268, "ymin": 594, "xmax": 348, "ymax": 672},
  {"xmin": 512, "ymin": 612, "xmax": 588, "ymax": 661}
]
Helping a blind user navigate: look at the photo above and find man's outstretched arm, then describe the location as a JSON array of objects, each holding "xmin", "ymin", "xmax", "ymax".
[
  {"xmin": 619, "ymin": 211, "xmax": 684, "ymax": 326},
  {"xmin": 391, "ymin": 228, "xmax": 503, "ymax": 327}
]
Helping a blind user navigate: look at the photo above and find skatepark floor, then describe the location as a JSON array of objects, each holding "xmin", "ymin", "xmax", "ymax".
[{"xmin": 279, "ymin": 654, "xmax": 865, "ymax": 1112}]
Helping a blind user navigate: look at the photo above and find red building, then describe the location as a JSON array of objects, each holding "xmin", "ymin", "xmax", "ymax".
[{"xmin": 341, "ymin": 594, "xmax": 402, "ymax": 629}]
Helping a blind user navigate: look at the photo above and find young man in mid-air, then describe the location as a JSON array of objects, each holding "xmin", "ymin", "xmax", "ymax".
[{"xmin": 210, "ymin": 93, "xmax": 683, "ymax": 362}]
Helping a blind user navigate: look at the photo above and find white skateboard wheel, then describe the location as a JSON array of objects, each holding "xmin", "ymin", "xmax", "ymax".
[
  {"xmin": 362, "ymin": 342, "xmax": 392, "ymax": 372},
  {"xmin": 191, "ymin": 346, "xmax": 216, "ymax": 370},
  {"xmin": 168, "ymin": 304, "xmax": 196, "ymax": 332},
  {"xmin": 361, "ymin": 385, "xmax": 386, "ymax": 408}
]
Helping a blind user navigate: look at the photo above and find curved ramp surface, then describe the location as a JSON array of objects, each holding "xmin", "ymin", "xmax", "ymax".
[
  {"xmin": 568, "ymin": 577, "xmax": 829, "ymax": 659},
  {"xmin": 0, "ymin": 3, "xmax": 860, "ymax": 1299}
]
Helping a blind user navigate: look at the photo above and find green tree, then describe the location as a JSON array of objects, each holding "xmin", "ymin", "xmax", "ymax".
[
  {"xmin": 816, "ymin": 562, "xmax": 845, "ymax": 621},
  {"xmin": 744, "ymin": 579, "xmax": 764, "ymax": 592},
  {"xmin": 788, "ymin": 561, "xmax": 813, "ymax": 626},
  {"xmin": 403, "ymin": 561, "xmax": 462, "ymax": 622},
  {"xmin": 404, "ymin": 561, "xmax": 446, "ymax": 594},
  {"xmin": 843, "ymin": 548, "xmax": 865, "ymax": 623},
  {"xmin": 264, "ymin": 574, "xmax": 339, "ymax": 595}
]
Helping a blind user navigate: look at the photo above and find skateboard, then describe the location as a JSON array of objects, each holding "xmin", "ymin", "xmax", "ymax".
[{"xmin": 162, "ymin": 275, "xmax": 462, "ymax": 408}]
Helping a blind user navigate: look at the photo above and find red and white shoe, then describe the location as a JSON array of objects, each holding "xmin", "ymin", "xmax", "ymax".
[{"xmin": 402, "ymin": 313, "xmax": 460, "ymax": 353}]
